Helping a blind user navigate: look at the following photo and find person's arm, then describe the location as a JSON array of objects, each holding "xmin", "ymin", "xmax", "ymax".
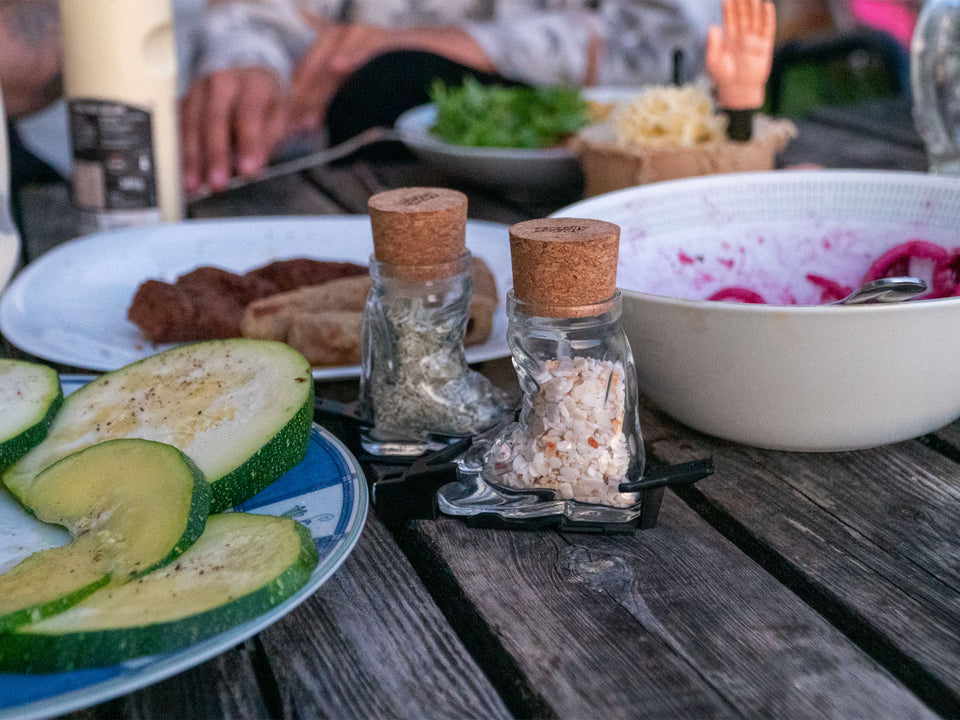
[
  {"xmin": 0, "ymin": 0, "xmax": 61, "ymax": 119},
  {"xmin": 180, "ymin": 0, "xmax": 317, "ymax": 192},
  {"xmin": 461, "ymin": 0, "xmax": 714, "ymax": 88},
  {"xmin": 288, "ymin": 23, "xmax": 496, "ymax": 132},
  {"xmin": 187, "ymin": 0, "xmax": 315, "ymax": 86},
  {"xmin": 181, "ymin": 1, "xmax": 497, "ymax": 191}
]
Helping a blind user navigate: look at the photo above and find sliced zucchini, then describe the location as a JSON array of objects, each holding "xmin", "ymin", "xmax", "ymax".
[
  {"xmin": 0, "ymin": 543, "xmax": 109, "ymax": 633},
  {"xmin": 0, "ymin": 439, "xmax": 209, "ymax": 631},
  {"xmin": 3, "ymin": 339, "xmax": 314, "ymax": 512},
  {"xmin": 0, "ymin": 512, "xmax": 318, "ymax": 672},
  {"xmin": 0, "ymin": 359, "xmax": 62, "ymax": 473}
]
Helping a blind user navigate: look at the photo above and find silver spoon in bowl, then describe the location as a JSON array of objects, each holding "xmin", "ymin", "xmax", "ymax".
[{"xmin": 833, "ymin": 276, "xmax": 928, "ymax": 305}]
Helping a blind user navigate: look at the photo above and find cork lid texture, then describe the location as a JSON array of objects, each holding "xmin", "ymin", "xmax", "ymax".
[
  {"xmin": 509, "ymin": 218, "xmax": 620, "ymax": 317},
  {"xmin": 368, "ymin": 188, "xmax": 468, "ymax": 277}
]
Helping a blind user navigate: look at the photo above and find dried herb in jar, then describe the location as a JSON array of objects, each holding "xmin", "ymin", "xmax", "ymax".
[{"xmin": 359, "ymin": 187, "xmax": 512, "ymax": 446}]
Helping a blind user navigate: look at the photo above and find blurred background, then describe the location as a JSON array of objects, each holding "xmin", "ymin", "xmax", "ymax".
[
  {"xmin": 769, "ymin": 0, "xmax": 919, "ymax": 118},
  {"xmin": 6, "ymin": 0, "xmax": 923, "ymax": 222}
]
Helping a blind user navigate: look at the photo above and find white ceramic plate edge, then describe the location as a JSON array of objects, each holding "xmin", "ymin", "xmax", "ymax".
[{"xmin": 0, "ymin": 216, "xmax": 513, "ymax": 378}]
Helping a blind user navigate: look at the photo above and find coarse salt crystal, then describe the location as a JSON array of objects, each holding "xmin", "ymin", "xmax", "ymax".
[{"xmin": 493, "ymin": 356, "xmax": 637, "ymax": 507}]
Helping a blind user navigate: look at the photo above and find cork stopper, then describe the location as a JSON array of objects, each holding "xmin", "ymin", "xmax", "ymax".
[
  {"xmin": 509, "ymin": 218, "xmax": 620, "ymax": 318},
  {"xmin": 368, "ymin": 187, "xmax": 468, "ymax": 280}
]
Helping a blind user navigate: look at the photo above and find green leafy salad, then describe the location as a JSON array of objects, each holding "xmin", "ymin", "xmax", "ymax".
[{"xmin": 428, "ymin": 77, "xmax": 590, "ymax": 149}]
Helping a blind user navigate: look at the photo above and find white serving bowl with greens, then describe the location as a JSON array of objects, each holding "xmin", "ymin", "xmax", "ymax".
[
  {"xmin": 394, "ymin": 83, "xmax": 638, "ymax": 193},
  {"xmin": 395, "ymin": 104, "xmax": 581, "ymax": 190},
  {"xmin": 395, "ymin": 102, "xmax": 582, "ymax": 191}
]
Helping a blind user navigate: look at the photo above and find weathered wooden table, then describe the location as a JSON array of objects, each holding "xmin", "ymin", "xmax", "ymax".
[{"xmin": 5, "ymin": 94, "xmax": 959, "ymax": 719}]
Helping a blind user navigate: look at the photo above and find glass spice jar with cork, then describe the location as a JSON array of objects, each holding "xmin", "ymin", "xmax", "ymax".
[
  {"xmin": 465, "ymin": 217, "xmax": 646, "ymax": 522},
  {"xmin": 358, "ymin": 187, "xmax": 513, "ymax": 454}
]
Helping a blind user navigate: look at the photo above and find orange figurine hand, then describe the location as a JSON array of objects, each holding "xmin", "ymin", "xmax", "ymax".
[{"xmin": 706, "ymin": 0, "xmax": 776, "ymax": 110}]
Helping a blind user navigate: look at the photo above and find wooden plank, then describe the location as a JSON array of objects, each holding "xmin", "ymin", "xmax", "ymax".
[
  {"xmin": 638, "ymin": 400, "xmax": 960, "ymax": 716},
  {"xmin": 807, "ymin": 95, "xmax": 925, "ymax": 151},
  {"xmin": 929, "ymin": 419, "xmax": 960, "ymax": 454},
  {"xmin": 16, "ymin": 173, "xmax": 347, "ymax": 264},
  {"xmin": 66, "ymin": 642, "xmax": 271, "ymax": 719},
  {"xmin": 402, "ymin": 495, "xmax": 935, "ymax": 719},
  {"xmin": 303, "ymin": 163, "xmax": 386, "ymax": 215},
  {"xmin": 15, "ymin": 183, "xmax": 83, "ymax": 262},
  {"xmin": 307, "ymin": 159, "xmax": 570, "ymax": 225},
  {"xmin": 366, "ymin": 160, "xmax": 576, "ymax": 223},
  {"xmin": 188, "ymin": 173, "xmax": 347, "ymax": 219},
  {"xmin": 253, "ymin": 514, "xmax": 511, "ymax": 720}
]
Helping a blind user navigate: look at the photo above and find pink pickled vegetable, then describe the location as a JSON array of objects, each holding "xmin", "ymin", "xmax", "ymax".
[
  {"xmin": 708, "ymin": 287, "xmax": 766, "ymax": 303},
  {"xmin": 861, "ymin": 239, "xmax": 948, "ymax": 296},
  {"xmin": 805, "ymin": 274, "xmax": 852, "ymax": 303},
  {"xmin": 697, "ymin": 240, "xmax": 959, "ymax": 305},
  {"xmin": 940, "ymin": 248, "xmax": 960, "ymax": 297}
]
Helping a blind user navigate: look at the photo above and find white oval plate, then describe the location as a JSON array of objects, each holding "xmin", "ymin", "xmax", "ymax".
[
  {"xmin": 0, "ymin": 376, "xmax": 368, "ymax": 720},
  {"xmin": 0, "ymin": 216, "xmax": 513, "ymax": 379}
]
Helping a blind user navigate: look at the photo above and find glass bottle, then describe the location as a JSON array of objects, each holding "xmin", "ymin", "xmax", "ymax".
[
  {"xmin": 0, "ymin": 86, "xmax": 21, "ymax": 291},
  {"xmin": 358, "ymin": 187, "xmax": 513, "ymax": 453},
  {"xmin": 59, "ymin": 0, "xmax": 182, "ymax": 232},
  {"xmin": 441, "ymin": 218, "xmax": 646, "ymax": 524},
  {"xmin": 911, "ymin": 0, "xmax": 960, "ymax": 174}
]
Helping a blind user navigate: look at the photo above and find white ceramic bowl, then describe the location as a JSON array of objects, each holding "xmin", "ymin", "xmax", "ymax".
[{"xmin": 553, "ymin": 170, "xmax": 960, "ymax": 451}]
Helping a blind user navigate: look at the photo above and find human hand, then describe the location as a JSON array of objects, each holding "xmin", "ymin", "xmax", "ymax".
[
  {"xmin": 706, "ymin": 0, "xmax": 776, "ymax": 110},
  {"xmin": 0, "ymin": 0, "xmax": 61, "ymax": 118},
  {"xmin": 287, "ymin": 23, "xmax": 357, "ymax": 133},
  {"xmin": 288, "ymin": 23, "xmax": 495, "ymax": 132},
  {"xmin": 179, "ymin": 67, "xmax": 289, "ymax": 194}
]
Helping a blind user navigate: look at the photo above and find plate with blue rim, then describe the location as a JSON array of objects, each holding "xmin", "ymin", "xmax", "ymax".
[{"xmin": 0, "ymin": 375, "xmax": 368, "ymax": 720}]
